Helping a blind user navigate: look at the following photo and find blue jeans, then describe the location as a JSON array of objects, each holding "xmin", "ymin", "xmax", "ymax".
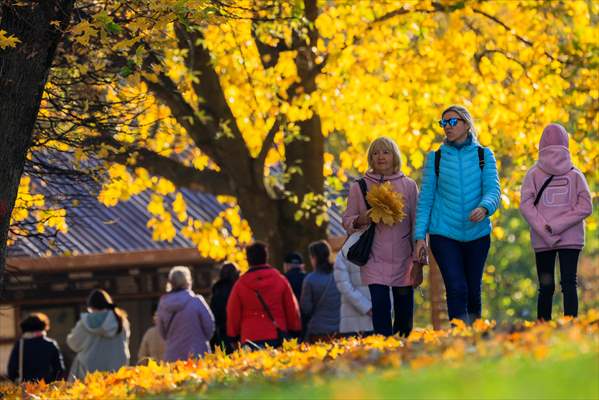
[
  {"xmin": 429, "ymin": 234, "xmax": 491, "ymax": 323},
  {"xmin": 368, "ymin": 284, "xmax": 413, "ymax": 337}
]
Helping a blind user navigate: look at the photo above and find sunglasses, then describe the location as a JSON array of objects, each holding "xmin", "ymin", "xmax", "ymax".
[{"xmin": 438, "ymin": 117, "xmax": 464, "ymax": 128}]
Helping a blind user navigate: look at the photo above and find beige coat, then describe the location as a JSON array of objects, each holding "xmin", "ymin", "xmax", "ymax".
[{"xmin": 137, "ymin": 326, "xmax": 165, "ymax": 364}]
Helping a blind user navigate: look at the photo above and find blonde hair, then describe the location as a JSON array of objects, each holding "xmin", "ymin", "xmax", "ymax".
[
  {"xmin": 167, "ymin": 266, "xmax": 193, "ymax": 291},
  {"xmin": 367, "ymin": 137, "xmax": 402, "ymax": 174},
  {"xmin": 442, "ymin": 105, "xmax": 477, "ymax": 136}
]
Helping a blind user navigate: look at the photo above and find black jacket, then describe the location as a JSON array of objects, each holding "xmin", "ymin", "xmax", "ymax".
[
  {"xmin": 285, "ymin": 267, "xmax": 306, "ymax": 303},
  {"xmin": 7, "ymin": 336, "xmax": 65, "ymax": 382},
  {"xmin": 210, "ymin": 279, "xmax": 235, "ymax": 338}
]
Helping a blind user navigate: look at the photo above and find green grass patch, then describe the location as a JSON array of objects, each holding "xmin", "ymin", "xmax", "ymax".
[{"xmin": 205, "ymin": 352, "xmax": 599, "ymax": 400}]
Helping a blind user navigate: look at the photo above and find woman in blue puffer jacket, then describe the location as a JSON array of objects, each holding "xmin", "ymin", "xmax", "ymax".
[{"xmin": 412, "ymin": 105, "xmax": 500, "ymax": 324}]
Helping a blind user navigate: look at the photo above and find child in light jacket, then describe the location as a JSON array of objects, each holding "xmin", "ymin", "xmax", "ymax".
[{"xmin": 520, "ymin": 123, "xmax": 593, "ymax": 321}]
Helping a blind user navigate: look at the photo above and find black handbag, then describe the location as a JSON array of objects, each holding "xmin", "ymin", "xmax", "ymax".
[{"xmin": 347, "ymin": 178, "xmax": 376, "ymax": 266}]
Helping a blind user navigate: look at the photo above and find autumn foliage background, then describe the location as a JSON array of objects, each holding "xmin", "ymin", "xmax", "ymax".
[
  {"xmin": 0, "ymin": 0, "xmax": 597, "ymax": 397},
  {"xmin": 4, "ymin": 0, "xmax": 596, "ymax": 323}
]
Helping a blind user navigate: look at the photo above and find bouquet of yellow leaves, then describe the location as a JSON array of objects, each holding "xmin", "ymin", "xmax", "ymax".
[{"xmin": 366, "ymin": 181, "xmax": 406, "ymax": 225}]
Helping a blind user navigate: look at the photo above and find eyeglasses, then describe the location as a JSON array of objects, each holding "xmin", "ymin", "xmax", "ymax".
[{"xmin": 438, "ymin": 117, "xmax": 464, "ymax": 128}]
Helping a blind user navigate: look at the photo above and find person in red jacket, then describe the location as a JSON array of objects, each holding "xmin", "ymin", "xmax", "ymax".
[{"xmin": 227, "ymin": 242, "xmax": 302, "ymax": 349}]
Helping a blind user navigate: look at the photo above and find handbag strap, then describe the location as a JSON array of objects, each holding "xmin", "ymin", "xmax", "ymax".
[
  {"xmin": 307, "ymin": 273, "xmax": 334, "ymax": 326},
  {"xmin": 313, "ymin": 273, "xmax": 333, "ymax": 312},
  {"xmin": 18, "ymin": 337, "xmax": 24, "ymax": 384},
  {"xmin": 534, "ymin": 175, "xmax": 555, "ymax": 206},
  {"xmin": 357, "ymin": 178, "xmax": 372, "ymax": 210},
  {"xmin": 254, "ymin": 289, "xmax": 282, "ymax": 333}
]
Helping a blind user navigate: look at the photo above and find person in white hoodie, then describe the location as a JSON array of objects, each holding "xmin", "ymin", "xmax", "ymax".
[
  {"xmin": 334, "ymin": 249, "xmax": 373, "ymax": 336},
  {"xmin": 67, "ymin": 289, "xmax": 130, "ymax": 381},
  {"xmin": 334, "ymin": 253, "xmax": 373, "ymax": 336}
]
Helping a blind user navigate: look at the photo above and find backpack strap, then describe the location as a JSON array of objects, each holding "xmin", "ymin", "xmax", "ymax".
[
  {"xmin": 434, "ymin": 149, "xmax": 441, "ymax": 177},
  {"xmin": 478, "ymin": 146, "xmax": 485, "ymax": 170}
]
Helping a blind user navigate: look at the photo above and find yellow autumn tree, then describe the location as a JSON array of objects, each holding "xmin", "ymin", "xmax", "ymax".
[{"xmin": 11, "ymin": 0, "xmax": 598, "ymax": 270}]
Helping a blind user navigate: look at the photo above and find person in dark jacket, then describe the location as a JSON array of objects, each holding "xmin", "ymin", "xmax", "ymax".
[
  {"xmin": 7, "ymin": 313, "xmax": 65, "ymax": 383},
  {"xmin": 210, "ymin": 262, "xmax": 240, "ymax": 353},
  {"xmin": 301, "ymin": 240, "xmax": 341, "ymax": 342},
  {"xmin": 227, "ymin": 242, "xmax": 302, "ymax": 349},
  {"xmin": 283, "ymin": 252, "xmax": 306, "ymax": 302}
]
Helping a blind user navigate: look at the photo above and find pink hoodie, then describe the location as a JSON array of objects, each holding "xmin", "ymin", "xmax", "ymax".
[
  {"xmin": 520, "ymin": 124, "xmax": 593, "ymax": 252},
  {"xmin": 342, "ymin": 171, "xmax": 418, "ymax": 287}
]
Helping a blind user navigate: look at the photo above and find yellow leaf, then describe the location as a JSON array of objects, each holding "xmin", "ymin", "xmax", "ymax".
[{"xmin": 0, "ymin": 30, "xmax": 21, "ymax": 49}]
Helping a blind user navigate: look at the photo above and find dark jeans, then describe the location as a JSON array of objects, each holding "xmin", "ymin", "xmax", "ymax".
[
  {"xmin": 429, "ymin": 234, "xmax": 491, "ymax": 323},
  {"xmin": 368, "ymin": 284, "xmax": 413, "ymax": 337},
  {"xmin": 535, "ymin": 249, "xmax": 580, "ymax": 321}
]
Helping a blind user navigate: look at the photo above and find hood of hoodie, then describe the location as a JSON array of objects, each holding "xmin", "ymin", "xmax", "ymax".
[
  {"xmin": 239, "ymin": 265, "xmax": 282, "ymax": 292},
  {"xmin": 537, "ymin": 123, "xmax": 573, "ymax": 175},
  {"xmin": 81, "ymin": 310, "xmax": 118, "ymax": 337},
  {"xmin": 159, "ymin": 289, "xmax": 194, "ymax": 314},
  {"xmin": 364, "ymin": 171, "xmax": 404, "ymax": 184}
]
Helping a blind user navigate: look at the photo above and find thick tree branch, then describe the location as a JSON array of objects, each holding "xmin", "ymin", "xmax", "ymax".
[
  {"xmin": 171, "ymin": 24, "xmax": 256, "ymax": 181},
  {"xmin": 84, "ymin": 136, "xmax": 235, "ymax": 196},
  {"xmin": 371, "ymin": 1, "xmax": 463, "ymax": 24},
  {"xmin": 251, "ymin": 26, "xmax": 303, "ymax": 69},
  {"xmin": 256, "ymin": 116, "xmax": 282, "ymax": 170}
]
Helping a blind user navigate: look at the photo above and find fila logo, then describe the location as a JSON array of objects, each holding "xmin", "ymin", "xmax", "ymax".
[{"xmin": 543, "ymin": 178, "xmax": 570, "ymax": 207}]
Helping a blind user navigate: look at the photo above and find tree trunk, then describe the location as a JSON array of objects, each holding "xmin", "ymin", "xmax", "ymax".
[
  {"xmin": 0, "ymin": 1, "xmax": 74, "ymax": 293},
  {"xmin": 235, "ymin": 185, "xmax": 328, "ymax": 272},
  {"xmin": 276, "ymin": 0, "xmax": 328, "ymax": 270}
]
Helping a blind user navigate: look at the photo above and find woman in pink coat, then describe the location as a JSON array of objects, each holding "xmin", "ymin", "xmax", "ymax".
[
  {"xmin": 520, "ymin": 123, "xmax": 592, "ymax": 321},
  {"xmin": 342, "ymin": 137, "xmax": 420, "ymax": 337}
]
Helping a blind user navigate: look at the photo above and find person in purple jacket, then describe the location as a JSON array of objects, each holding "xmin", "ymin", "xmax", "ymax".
[
  {"xmin": 520, "ymin": 123, "xmax": 593, "ymax": 321},
  {"xmin": 157, "ymin": 266, "xmax": 215, "ymax": 361}
]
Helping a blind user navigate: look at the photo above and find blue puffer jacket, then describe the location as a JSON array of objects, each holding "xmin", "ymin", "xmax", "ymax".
[{"xmin": 414, "ymin": 135, "xmax": 501, "ymax": 242}]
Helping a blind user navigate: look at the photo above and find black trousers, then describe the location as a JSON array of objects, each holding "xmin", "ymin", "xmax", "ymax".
[
  {"xmin": 535, "ymin": 249, "xmax": 580, "ymax": 321},
  {"xmin": 368, "ymin": 284, "xmax": 413, "ymax": 337}
]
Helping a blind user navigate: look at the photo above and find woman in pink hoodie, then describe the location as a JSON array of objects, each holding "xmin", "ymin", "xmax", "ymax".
[
  {"xmin": 520, "ymin": 123, "xmax": 593, "ymax": 321},
  {"xmin": 342, "ymin": 137, "xmax": 420, "ymax": 337}
]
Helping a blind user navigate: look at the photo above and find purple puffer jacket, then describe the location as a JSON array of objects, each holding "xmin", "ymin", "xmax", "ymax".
[{"xmin": 157, "ymin": 289, "xmax": 215, "ymax": 362}]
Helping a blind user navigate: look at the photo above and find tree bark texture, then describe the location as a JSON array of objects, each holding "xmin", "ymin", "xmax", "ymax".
[{"xmin": 0, "ymin": 0, "xmax": 74, "ymax": 292}]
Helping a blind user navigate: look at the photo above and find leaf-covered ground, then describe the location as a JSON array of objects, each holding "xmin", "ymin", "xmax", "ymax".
[{"xmin": 1, "ymin": 312, "xmax": 597, "ymax": 399}]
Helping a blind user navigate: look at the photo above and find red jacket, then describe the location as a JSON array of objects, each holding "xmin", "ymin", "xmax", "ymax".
[{"xmin": 226, "ymin": 265, "xmax": 301, "ymax": 343}]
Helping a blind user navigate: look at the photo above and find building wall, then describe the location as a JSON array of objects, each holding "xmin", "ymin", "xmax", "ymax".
[
  {"xmin": 0, "ymin": 262, "xmax": 218, "ymax": 378},
  {"xmin": 0, "ymin": 306, "xmax": 17, "ymax": 378}
]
